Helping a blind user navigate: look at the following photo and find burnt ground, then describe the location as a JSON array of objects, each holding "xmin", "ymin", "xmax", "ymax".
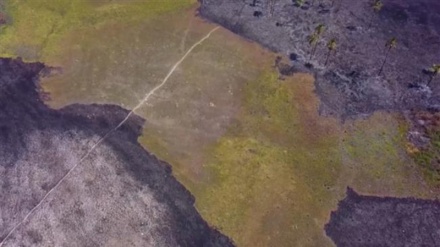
[
  {"xmin": 0, "ymin": 57, "xmax": 233, "ymax": 246},
  {"xmin": 326, "ymin": 188, "xmax": 440, "ymax": 247},
  {"xmin": 199, "ymin": 0, "xmax": 440, "ymax": 119},
  {"xmin": 200, "ymin": 1, "xmax": 440, "ymax": 246}
]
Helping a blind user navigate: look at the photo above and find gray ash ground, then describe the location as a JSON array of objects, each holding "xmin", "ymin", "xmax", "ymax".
[
  {"xmin": 326, "ymin": 188, "xmax": 440, "ymax": 247},
  {"xmin": 200, "ymin": 0, "xmax": 440, "ymax": 118},
  {"xmin": 0, "ymin": 58, "xmax": 233, "ymax": 246}
]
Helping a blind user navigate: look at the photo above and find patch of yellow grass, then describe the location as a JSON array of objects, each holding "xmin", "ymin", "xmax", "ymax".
[
  {"xmin": 194, "ymin": 71, "xmax": 432, "ymax": 246},
  {"xmin": 0, "ymin": 0, "xmax": 196, "ymax": 61}
]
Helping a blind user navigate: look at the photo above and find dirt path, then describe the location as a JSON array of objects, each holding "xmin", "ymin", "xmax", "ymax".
[{"xmin": 0, "ymin": 26, "xmax": 219, "ymax": 247}]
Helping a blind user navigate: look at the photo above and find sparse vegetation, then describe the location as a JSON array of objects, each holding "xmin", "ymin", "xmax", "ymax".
[
  {"xmin": 413, "ymin": 131, "xmax": 440, "ymax": 186},
  {"xmin": 369, "ymin": 0, "xmax": 383, "ymax": 28},
  {"xmin": 409, "ymin": 111, "xmax": 440, "ymax": 186},
  {"xmin": 315, "ymin": 23, "xmax": 325, "ymax": 36},
  {"xmin": 307, "ymin": 24, "xmax": 325, "ymax": 62},
  {"xmin": 308, "ymin": 33, "xmax": 319, "ymax": 61},
  {"xmin": 427, "ymin": 64, "xmax": 440, "ymax": 85},
  {"xmin": 325, "ymin": 38, "xmax": 337, "ymax": 66},
  {"xmin": 295, "ymin": 0, "xmax": 305, "ymax": 8}
]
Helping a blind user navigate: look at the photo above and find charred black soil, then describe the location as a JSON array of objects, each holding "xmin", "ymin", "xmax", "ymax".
[
  {"xmin": 0, "ymin": 57, "xmax": 233, "ymax": 246},
  {"xmin": 326, "ymin": 188, "xmax": 440, "ymax": 247},
  {"xmin": 199, "ymin": 0, "xmax": 440, "ymax": 118}
]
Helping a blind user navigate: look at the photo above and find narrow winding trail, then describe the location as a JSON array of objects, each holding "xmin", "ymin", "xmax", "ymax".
[{"xmin": 0, "ymin": 26, "xmax": 220, "ymax": 247}]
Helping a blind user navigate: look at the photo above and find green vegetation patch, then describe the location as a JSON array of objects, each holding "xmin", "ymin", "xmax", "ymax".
[
  {"xmin": 340, "ymin": 113, "xmax": 424, "ymax": 196},
  {"xmin": 0, "ymin": 0, "xmax": 195, "ymax": 61},
  {"xmin": 413, "ymin": 131, "xmax": 440, "ymax": 186},
  {"xmin": 194, "ymin": 72, "xmax": 430, "ymax": 247},
  {"xmin": 196, "ymin": 72, "xmax": 342, "ymax": 247}
]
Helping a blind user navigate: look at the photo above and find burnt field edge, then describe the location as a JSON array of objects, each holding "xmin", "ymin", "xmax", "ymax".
[
  {"xmin": 197, "ymin": 0, "xmax": 440, "ymax": 119},
  {"xmin": 0, "ymin": 57, "xmax": 234, "ymax": 246},
  {"xmin": 325, "ymin": 187, "xmax": 440, "ymax": 246}
]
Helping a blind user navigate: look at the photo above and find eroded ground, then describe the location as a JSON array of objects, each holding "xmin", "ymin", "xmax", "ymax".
[{"xmin": 1, "ymin": 1, "xmax": 439, "ymax": 247}]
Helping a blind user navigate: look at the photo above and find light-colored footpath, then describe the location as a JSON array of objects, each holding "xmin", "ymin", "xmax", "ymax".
[{"xmin": 0, "ymin": 26, "xmax": 220, "ymax": 247}]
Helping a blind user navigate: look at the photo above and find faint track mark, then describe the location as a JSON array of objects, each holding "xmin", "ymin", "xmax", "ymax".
[{"xmin": 0, "ymin": 26, "xmax": 220, "ymax": 247}]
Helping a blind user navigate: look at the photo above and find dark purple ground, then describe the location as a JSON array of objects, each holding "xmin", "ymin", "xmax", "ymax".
[
  {"xmin": 326, "ymin": 188, "xmax": 440, "ymax": 247},
  {"xmin": 200, "ymin": 0, "xmax": 440, "ymax": 119}
]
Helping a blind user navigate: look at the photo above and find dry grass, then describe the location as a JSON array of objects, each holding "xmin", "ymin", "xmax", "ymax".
[
  {"xmin": 4, "ymin": 2, "xmax": 437, "ymax": 246},
  {"xmin": 194, "ymin": 71, "xmax": 433, "ymax": 247},
  {"xmin": 0, "ymin": 0, "xmax": 195, "ymax": 60}
]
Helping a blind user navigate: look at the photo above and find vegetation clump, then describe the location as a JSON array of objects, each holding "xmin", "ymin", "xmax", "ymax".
[
  {"xmin": 427, "ymin": 64, "xmax": 440, "ymax": 85},
  {"xmin": 411, "ymin": 112, "xmax": 440, "ymax": 186},
  {"xmin": 325, "ymin": 38, "xmax": 337, "ymax": 66}
]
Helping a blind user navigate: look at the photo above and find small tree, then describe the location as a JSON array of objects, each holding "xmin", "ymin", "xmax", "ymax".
[
  {"xmin": 307, "ymin": 24, "xmax": 326, "ymax": 62},
  {"xmin": 427, "ymin": 64, "xmax": 440, "ymax": 85},
  {"xmin": 325, "ymin": 38, "xmax": 337, "ymax": 66},
  {"xmin": 308, "ymin": 33, "xmax": 319, "ymax": 61},
  {"xmin": 315, "ymin": 24, "xmax": 325, "ymax": 36},
  {"xmin": 369, "ymin": 0, "xmax": 383, "ymax": 28},
  {"xmin": 378, "ymin": 37, "xmax": 397, "ymax": 75}
]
